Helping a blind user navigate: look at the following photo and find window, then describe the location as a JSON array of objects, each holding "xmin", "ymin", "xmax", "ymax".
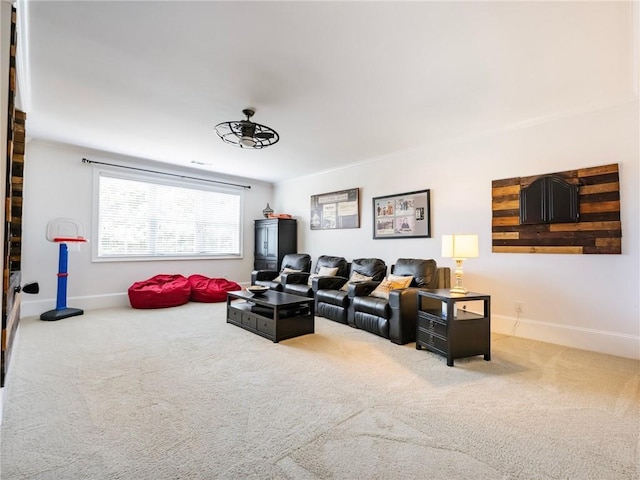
[{"xmin": 93, "ymin": 168, "xmax": 243, "ymax": 261}]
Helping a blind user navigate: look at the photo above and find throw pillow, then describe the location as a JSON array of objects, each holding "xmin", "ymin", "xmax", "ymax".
[
  {"xmin": 388, "ymin": 274, "xmax": 413, "ymax": 289},
  {"xmin": 339, "ymin": 271, "xmax": 374, "ymax": 292},
  {"xmin": 274, "ymin": 267, "xmax": 301, "ymax": 283},
  {"xmin": 307, "ymin": 266, "xmax": 339, "ymax": 286},
  {"xmin": 318, "ymin": 266, "xmax": 339, "ymax": 276},
  {"xmin": 369, "ymin": 275, "xmax": 414, "ymax": 299}
]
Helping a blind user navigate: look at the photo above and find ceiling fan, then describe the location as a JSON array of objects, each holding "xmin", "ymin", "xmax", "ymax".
[{"xmin": 214, "ymin": 108, "xmax": 280, "ymax": 149}]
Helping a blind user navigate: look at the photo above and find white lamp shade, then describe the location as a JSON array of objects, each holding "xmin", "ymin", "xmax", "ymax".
[{"xmin": 442, "ymin": 234, "xmax": 479, "ymax": 259}]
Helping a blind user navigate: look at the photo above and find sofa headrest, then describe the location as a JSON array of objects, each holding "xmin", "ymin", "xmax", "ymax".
[
  {"xmin": 391, "ymin": 258, "xmax": 437, "ymax": 288},
  {"xmin": 315, "ymin": 255, "xmax": 349, "ymax": 277},
  {"xmin": 282, "ymin": 254, "xmax": 312, "ymax": 273},
  {"xmin": 350, "ymin": 258, "xmax": 386, "ymax": 281}
]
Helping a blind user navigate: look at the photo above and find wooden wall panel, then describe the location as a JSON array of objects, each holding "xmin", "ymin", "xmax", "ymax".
[
  {"xmin": 491, "ymin": 163, "xmax": 621, "ymax": 254},
  {"xmin": 1, "ymin": 6, "xmax": 23, "ymax": 388}
]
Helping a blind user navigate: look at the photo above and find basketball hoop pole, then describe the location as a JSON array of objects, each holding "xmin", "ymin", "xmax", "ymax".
[
  {"xmin": 56, "ymin": 243, "xmax": 70, "ymax": 310},
  {"xmin": 40, "ymin": 240, "xmax": 85, "ymax": 321}
]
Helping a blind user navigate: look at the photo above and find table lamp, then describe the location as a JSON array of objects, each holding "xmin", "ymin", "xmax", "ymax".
[{"xmin": 442, "ymin": 234, "xmax": 479, "ymax": 294}]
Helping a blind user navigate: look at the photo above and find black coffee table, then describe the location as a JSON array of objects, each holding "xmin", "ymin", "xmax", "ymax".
[{"xmin": 226, "ymin": 290, "xmax": 314, "ymax": 342}]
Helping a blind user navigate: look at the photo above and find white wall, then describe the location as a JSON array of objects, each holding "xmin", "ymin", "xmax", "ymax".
[
  {"xmin": 274, "ymin": 100, "xmax": 640, "ymax": 359},
  {"xmin": 20, "ymin": 140, "xmax": 273, "ymax": 316}
]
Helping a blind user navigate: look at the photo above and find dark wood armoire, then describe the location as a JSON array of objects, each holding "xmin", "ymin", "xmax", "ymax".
[{"xmin": 253, "ymin": 218, "xmax": 297, "ymax": 271}]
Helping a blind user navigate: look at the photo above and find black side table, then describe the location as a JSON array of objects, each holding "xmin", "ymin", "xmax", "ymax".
[{"xmin": 416, "ymin": 289, "xmax": 491, "ymax": 366}]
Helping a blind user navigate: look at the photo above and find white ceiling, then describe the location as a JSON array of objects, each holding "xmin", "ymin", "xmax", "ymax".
[{"xmin": 20, "ymin": 1, "xmax": 635, "ymax": 183}]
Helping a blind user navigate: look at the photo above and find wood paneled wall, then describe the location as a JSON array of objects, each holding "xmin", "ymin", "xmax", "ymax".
[
  {"xmin": 492, "ymin": 163, "xmax": 621, "ymax": 254},
  {"xmin": 1, "ymin": 6, "xmax": 23, "ymax": 389}
]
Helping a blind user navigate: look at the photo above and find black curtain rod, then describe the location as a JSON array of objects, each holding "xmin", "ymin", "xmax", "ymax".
[{"xmin": 81, "ymin": 158, "xmax": 251, "ymax": 189}]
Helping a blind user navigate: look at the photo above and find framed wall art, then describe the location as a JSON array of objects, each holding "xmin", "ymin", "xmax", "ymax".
[
  {"xmin": 491, "ymin": 163, "xmax": 621, "ymax": 254},
  {"xmin": 310, "ymin": 188, "xmax": 360, "ymax": 230},
  {"xmin": 373, "ymin": 189, "xmax": 431, "ymax": 239}
]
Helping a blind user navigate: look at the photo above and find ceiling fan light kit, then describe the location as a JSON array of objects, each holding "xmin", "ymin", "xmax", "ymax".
[
  {"xmin": 239, "ymin": 136, "xmax": 256, "ymax": 148},
  {"xmin": 214, "ymin": 108, "xmax": 279, "ymax": 149}
]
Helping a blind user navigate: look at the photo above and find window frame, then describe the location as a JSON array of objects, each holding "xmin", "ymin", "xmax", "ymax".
[{"xmin": 91, "ymin": 166, "xmax": 244, "ymax": 262}]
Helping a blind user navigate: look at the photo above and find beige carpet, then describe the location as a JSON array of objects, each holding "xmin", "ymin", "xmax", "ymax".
[{"xmin": 1, "ymin": 302, "xmax": 638, "ymax": 479}]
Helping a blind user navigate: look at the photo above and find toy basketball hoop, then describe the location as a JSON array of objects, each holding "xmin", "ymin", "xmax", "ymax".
[{"xmin": 40, "ymin": 218, "xmax": 88, "ymax": 321}]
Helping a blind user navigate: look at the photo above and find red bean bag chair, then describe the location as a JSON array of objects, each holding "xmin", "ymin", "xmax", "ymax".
[
  {"xmin": 128, "ymin": 274, "xmax": 192, "ymax": 309},
  {"xmin": 188, "ymin": 274, "xmax": 242, "ymax": 303}
]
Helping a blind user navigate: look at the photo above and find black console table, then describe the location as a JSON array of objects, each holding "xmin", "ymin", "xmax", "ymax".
[
  {"xmin": 416, "ymin": 289, "xmax": 491, "ymax": 366},
  {"xmin": 226, "ymin": 290, "xmax": 314, "ymax": 343}
]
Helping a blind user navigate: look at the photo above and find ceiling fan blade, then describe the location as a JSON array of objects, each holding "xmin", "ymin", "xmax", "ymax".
[{"xmin": 255, "ymin": 132, "xmax": 274, "ymax": 139}]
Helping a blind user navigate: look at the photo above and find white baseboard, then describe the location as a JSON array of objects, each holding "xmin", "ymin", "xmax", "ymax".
[
  {"xmin": 493, "ymin": 314, "xmax": 640, "ymax": 360},
  {"xmin": 21, "ymin": 293, "xmax": 130, "ymax": 318}
]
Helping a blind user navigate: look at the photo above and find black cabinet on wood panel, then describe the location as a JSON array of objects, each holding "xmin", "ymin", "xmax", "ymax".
[
  {"xmin": 254, "ymin": 218, "xmax": 297, "ymax": 271},
  {"xmin": 519, "ymin": 175, "xmax": 579, "ymax": 225}
]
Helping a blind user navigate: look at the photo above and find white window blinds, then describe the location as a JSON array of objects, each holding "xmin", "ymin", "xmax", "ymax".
[{"xmin": 94, "ymin": 169, "xmax": 242, "ymax": 260}]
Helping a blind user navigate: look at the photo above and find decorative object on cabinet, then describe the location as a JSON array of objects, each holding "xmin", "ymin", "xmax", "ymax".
[
  {"xmin": 441, "ymin": 234, "xmax": 479, "ymax": 295},
  {"xmin": 262, "ymin": 203, "xmax": 274, "ymax": 218},
  {"xmin": 372, "ymin": 189, "xmax": 431, "ymax": 239},
  {"xmin": 253, "ymin": 218, "xmax": 297, "ymax": 271},
  {"xmin": 214, "ymin": 108, "xmax": 279, "ymax": 149},
  {"xmin": 310, "ymin": 188, "xmax": 359, "ymax": 230},
  {"xmin": 416, "ymin": 289, "xmax": 491, "ymax": 366},
  {"xmin": 492, "ymin": 163, "xmax": 621, "ymax": 254}
]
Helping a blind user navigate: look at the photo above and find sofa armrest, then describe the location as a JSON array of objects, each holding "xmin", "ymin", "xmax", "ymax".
[
  {"xmin": 388, "ymin": 287, "xmax": 420, "ymax": 345},
  {"xmin": 251, "ymin": 270, "xmax": 279, "ymax": 283},
  {"xmin": 347, "ymin": 280, "xmax": 380, "ymax": 298},
  {"xmin": 313, "ymin": 275, "xmax": 348, "ymax": 292},
  {"xmin": 281, "ymin": 272, "xmax": 310, "ymax": 285}
]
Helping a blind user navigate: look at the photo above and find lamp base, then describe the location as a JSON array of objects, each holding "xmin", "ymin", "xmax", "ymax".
[
  {"xmin": 450, "ymin": 258, "xmax": 469, "ymax": 295},
  {"xmin": 449, "ymin": 286, "xmax": 469, "ymax": 295}
]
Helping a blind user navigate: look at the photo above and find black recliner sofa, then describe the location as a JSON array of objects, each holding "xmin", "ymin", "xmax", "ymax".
[
  {"xmin": 282, "ymin": 255, "xmax": 349, "ymax": 298},
  {"xmin": 313, "ymin": 258, "xmax": 387, "ymax": 325},
  {"xmin": 250, "ymin": 253, "xmax": 312, "ymax": 291},
  {"xmin": 348, "ymin": 258, "xmax": 449, "ymax": 345}
]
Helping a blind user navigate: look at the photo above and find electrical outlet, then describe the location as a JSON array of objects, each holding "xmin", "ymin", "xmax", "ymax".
[{"xmin": 515, "ymin": 301, "xmax": 523, "ymax": 314}]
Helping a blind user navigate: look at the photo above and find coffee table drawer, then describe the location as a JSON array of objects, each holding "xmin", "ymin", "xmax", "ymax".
[
  {"xmin": 241, "ymin": 314, "xmax": 257, "ymax": 330},
  {"xmin": 256, "ymin": 317, "xmax": 275, "ymax": 336},
  {"xmin": 228, "ymin": 307, "xmax": 243, "ymax": 323}
]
